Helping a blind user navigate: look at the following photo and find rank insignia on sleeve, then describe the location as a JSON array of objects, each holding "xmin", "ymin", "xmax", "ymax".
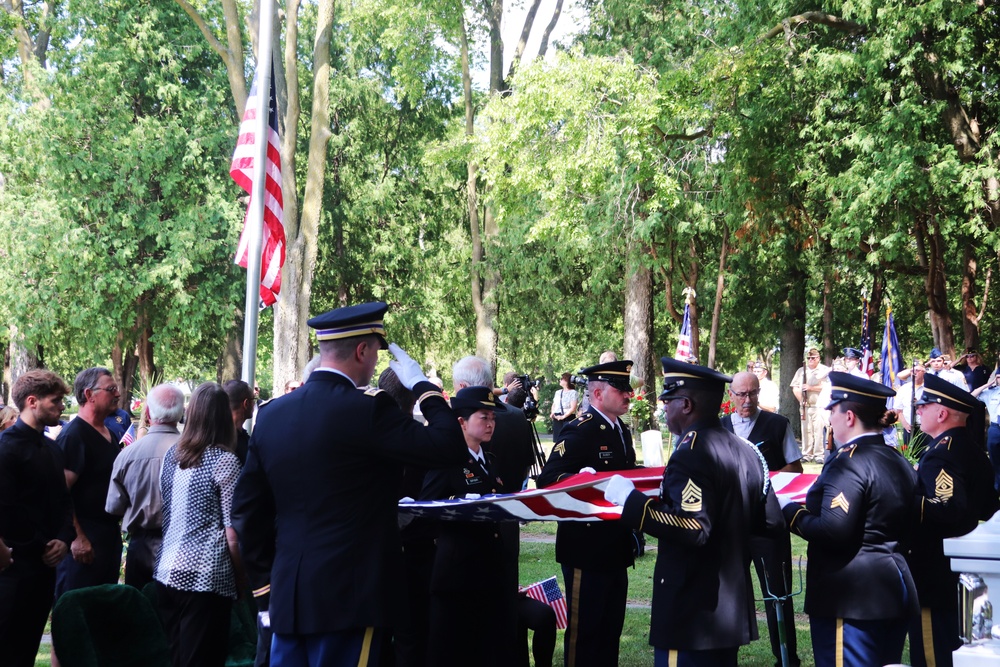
[
  {"xmin": 681, "ymin": 479, "xmax": 703, "ymax": 512},
  {"xmin": 935, "ymin": 469, "xmax": 954, "ymax": 500},
  {"xmin": 553, "ymin": 441, "xmax": 566, "ymax": 456},
  {"xmin": 830, "ymin": 492, "xmax": 850, "ymax": 513}
]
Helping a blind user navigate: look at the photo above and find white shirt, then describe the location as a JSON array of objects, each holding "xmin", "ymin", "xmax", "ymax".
[{"xmin": 731, "ymin": 409, "xmax": 802, "ymax": 466}]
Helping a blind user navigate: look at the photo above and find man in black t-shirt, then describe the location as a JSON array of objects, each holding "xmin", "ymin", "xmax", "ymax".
[{"xmin": 55, "ymin": 367, "xmax": 123, "ymax": 600}]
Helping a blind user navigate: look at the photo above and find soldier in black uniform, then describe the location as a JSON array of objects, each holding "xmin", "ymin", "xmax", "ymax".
[
  {"xmin": 780, "ymin": 372, "xmax": 918, "ymax": 667},
  {"xmin": 605, "ymin": 358, "xmax": 780, "ymax": 667},
  {"xmin": 537, "ymin": 360, "xmax": 638, "ymax": 667},
  {"xmin": 722, "ymin": 371, "xmax": 802, "ymax": 667},
  {"xmin": 420, "ymin": 386, "xmax": 507, "ymax": 667},
  {"xmin": 231, "ymin": 302, "xmax": 467, "ymax": 667},
  {"xmin": 908, "ymin": 374, "xmax": 1000, "ymax": 667}
]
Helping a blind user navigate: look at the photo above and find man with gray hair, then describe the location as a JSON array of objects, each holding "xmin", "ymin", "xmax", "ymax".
[
  {"xmin": 55, "ymin": 367, "xmax": 124, "ymax": 600},
  {"xmin": 106, "ymin": 383, "xmax": 185, "ymax": 589}
]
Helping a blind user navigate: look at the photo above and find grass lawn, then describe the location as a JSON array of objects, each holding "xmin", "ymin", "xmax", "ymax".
[
  {"xmin": 36, "ymin": 458, "xmax": 914, "ymax": 666},
  {"xmin": 520, "ymin": 520, "xmax": 911, "ymax": 666}
]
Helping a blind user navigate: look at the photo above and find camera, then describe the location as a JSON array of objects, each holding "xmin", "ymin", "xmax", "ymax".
[
  {"xmin": 515, "ymin": 375, "xmax": 541, "ymax": 390},
  {"xmin": 570, "ymin": 375, "xmax": 589, "ymax": 387},
  {"xmin": 511, "ymin": 375, "xmax": 541, "ymax": 421}
]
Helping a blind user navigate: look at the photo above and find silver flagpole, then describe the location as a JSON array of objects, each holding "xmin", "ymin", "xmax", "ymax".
[{"xmin": 241, "ymin": 0, "xmax": 276, "ymax": 425}]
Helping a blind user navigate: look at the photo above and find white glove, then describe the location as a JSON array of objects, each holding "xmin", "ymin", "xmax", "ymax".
[
  {"xmin": 578, "ymin": 467, "xmax": 597, "ymax": 475},
  {"xmin": 399, "ymin": 497, "xmax": 415, "ymax": 503},
  {"xmin": 464, "ymin": 493, "xmax": 482, "ymax": 500},
  {"xmin": 604, "ymin": 474, "xmax": 635, "ymax": 506},
  {"xmin": 777, "ymin": 495, "xmax": 795, "ymax": 509},
  {"xmin": 388, "ymin": 343, "xmax": 429, "ymax": 389}
]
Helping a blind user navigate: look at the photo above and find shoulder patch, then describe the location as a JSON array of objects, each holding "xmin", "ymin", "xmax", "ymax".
[
  {"xmin": 830, "ymin": 492, "xmax": 850, "ymax": 513},
  {"xmin": 679, "ymin": 431, "xmax": 697, "ymax": 450},
  {"xmin": 934, "ymin": 469, "xmax": 954, "ymax": 500},
  {"xmin": 363, "ymin": 387, "xmax": 384, "ymax": 397},
  {"xmin": 681, "ymin": 479, "xmax": 703, "ymax": 512}
]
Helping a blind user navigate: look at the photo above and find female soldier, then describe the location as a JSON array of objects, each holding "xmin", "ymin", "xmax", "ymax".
[
  {"xmin": 420, "ymin": 386, "xmax": 509, "ymax": 667},
  {"xmin": 779, "ymin": 372, "xmax": 918, "ymax": 667}
]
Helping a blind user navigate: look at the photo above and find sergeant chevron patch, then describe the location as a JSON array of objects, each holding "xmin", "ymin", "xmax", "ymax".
[
  {"xmin": 681, "ymin": 479, "xmax": 703, "ymax": 512},
  {"xmin": 830, "ymin": 492, "xmax": 850, "ymax": 513},
  {"xmin": 553, "ymin": 441, "xmax": 566, "ymax": 456},
  {"xmin": 935, "ymin": 470, "xmax": 954, "ymax": 500}
]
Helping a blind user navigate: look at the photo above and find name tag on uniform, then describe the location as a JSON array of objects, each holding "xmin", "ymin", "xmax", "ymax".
[{"xmin": 599, "ymin": 451, "xmax": 614, "ymax": 460}]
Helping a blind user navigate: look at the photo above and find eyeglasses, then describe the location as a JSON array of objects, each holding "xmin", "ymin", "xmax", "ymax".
[
  {"xmin": 91, "ymin": 385, "xmax": 119, "ymax": 394},
  {"xmin": 730, "ymin": 389, "xmax": 760, "ymax": 399},
  {"xmin": 807, "ymin": 356, "xmax": 820, "ymax": 360}
]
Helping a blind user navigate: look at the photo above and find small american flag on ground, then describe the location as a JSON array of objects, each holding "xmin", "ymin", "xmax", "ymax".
[
  {"xmin": 119, "ymin": 422, "xmax": 137, "ymax": 447},
  {"xmin": 522, "ymin": 576, "xmax": 568, "ymax": 629}
]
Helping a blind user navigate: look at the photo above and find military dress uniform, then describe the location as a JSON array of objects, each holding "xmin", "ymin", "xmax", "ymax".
[
  {"xmin": 537, "ymin": 361, "xmax": 638, "ymax": 667},
  {"xmin": 907, "ymin": 375, "xmax": 1000, "ymax": 667},
  {"xmin": 420, "ymin": 387, "xmax": 509, "ymax": 667},
  {"xmin": 616, "ymin": 359, "xmax": 780, "ymax": 667},
  {"xmin": 782, "ymin": 373, "xmax": 918, "ymax": 667},
  {"xmin": 230, "ymin": 303, "xmax": 467, "ymax": 667}
]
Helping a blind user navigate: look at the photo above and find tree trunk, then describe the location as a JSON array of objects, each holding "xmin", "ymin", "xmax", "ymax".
[
  {"xmin": 961, "ymin": 241, "xmax": 982, "ymax": 352},
  {"xmin": 921, "ymin": 215, "xmax": 956, "ymax": 356},
  {"xmin": 7, "ymin": 325, "xmax": 39, "ymax": 390},
  {"xmin": 110, "ymin": 334, "xmax": 138, "ymax": 413},
  {"xmin": 822, "ymin": 269, "xmax": 834, "ymax": 364},
  {"xmin": 536, "ymin": 0, "xmax": 564, "ymax": 58},
  {"xmin": 623, "ymin": 242, "xmax": 654, "ymax": 430},
  {"xmin": 218, "ymin": 328, "xmax": 242, "ymax": 383},
  {"xmin": 506, "ymin": 0, "xmax": 542, "ymax": 81},
  {"xmin": 136, "ymin": 314, "xmax": 155, "ymax": 397},
  {"xmin": 271, "ymin": 0, "xmax": 335, "ymax": 395},
  {"xmin": 779, "ymin": 265, "xmax": 806, "ymax": 439},
  {"xmin": 687, "ymin": 239, "xmax": 700, "ymax": 362},
  {"xmin": 707, "ymin": 227, "xmax": 728, "ymax": 368}
]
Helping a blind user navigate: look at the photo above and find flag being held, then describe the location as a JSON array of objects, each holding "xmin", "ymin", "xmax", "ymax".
[
  {"xmin": 119, "ymin": 422, "xmax": 137, "ymax": 447},
  {"xmin": 231, "ymin": 67, "xmax": 285, "ymax": 307},
  {"xmin": 522, "ymin": 576, "xmax": 568, "ymax": 629}
]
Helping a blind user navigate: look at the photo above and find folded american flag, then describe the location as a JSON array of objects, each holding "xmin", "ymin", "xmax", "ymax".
[
  {"xmin": 398, "ymin": 469, "xmax": 817, "ymax": 522},
  {"xmin": 522, "ymin": 576, "xmax": 568, "ymax": 629}
]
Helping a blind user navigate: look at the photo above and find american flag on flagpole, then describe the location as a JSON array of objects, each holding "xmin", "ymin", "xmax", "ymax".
[
  {"xmin": 522, "ymin": 576, "xmax": 568, "ymax": 629},
  {"xmin": 231, "ymin": 67, "xmax": 285, "ymax": 307},
  {"xmin": 674, "ymin": 302, "xmax": 692, "ymax": 361},
  {"xmin": 859, "ymin": 298, "xmax": 875, "ymax": 378},
  {"xmin": 120, "ymin": 422, "xmax": 137, "ymax": 447}
]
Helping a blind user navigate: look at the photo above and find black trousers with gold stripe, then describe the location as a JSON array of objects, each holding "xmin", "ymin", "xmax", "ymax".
[
  {"xmin": 561, "ymin": 565, "xmax": 628, "ymax": 667},
  {"xmin": 908, "ymin": 607, "xmax": 961, "ymax": 667},
  {"xmin": 809, "ymin": 616, "xmax": 906, "ymax": 667}
]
